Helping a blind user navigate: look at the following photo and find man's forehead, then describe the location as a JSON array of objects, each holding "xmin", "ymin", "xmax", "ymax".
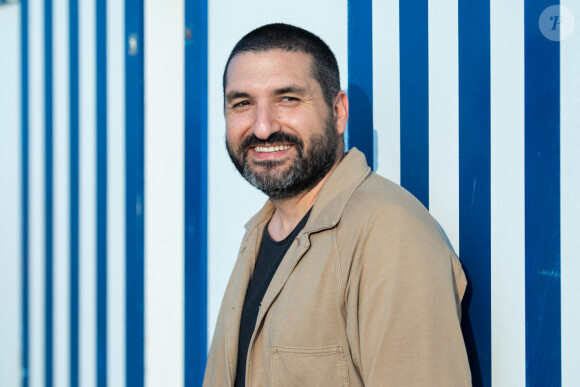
[{"xmin": 225, "ymin": 50, "xmax": 315, "ymax": 88}]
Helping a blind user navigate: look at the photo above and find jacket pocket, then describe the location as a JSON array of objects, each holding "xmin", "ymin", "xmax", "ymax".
[{"xmin": 270, "ymin": 345, "xmax": 349, "ymax": 387}]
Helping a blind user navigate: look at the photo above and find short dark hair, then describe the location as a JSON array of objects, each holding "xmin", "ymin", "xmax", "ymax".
[{"xmin": 223, "ymin": 23, "xmax": 341, "ymax": 108}]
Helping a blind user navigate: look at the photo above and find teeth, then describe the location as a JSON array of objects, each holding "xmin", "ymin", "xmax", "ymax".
[{"xmin": 254, "ymin": 145, "xmax": 291, "ymax": 153}]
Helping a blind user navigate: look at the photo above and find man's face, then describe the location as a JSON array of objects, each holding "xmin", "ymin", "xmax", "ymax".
[{"xmin": 224, "ymin": 50, "xmax": 341, "ymax": 200}]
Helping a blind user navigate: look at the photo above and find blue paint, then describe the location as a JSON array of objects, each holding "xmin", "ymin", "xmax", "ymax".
[
  {"xmin": 184, "ymin": 0, "xmax": 208, "ymax": 385},
  {"xmin": 399, "ymin": 0, "xmax": 429, "ymax": 209},
  {"xmin": 471, "ymin": 179, "xmax": 476, "ymax": 209},
  {"xmin": 347, "ymin": 0, "xmax": 374, "ymax": 168},
  {"xmin": 21, "ymin": 0, "xmax": 29, "ymax": 386},
  {"xmin": 44, "ymin": 0, "xmax": 54, "ymax": 385},
  {"xmin": 524, "ymin": 0, "xmax": 561, "ymax": 385},
  {"xmin": 458, "ymin": 1, "xmax": 491, "ymax": 385},
  {"xmin": 96, "ymin": 1, "xmax": 108, "ymax": 385},
  {"xmin": 537, "ymin": 270, "xmax": 560, "ymax": 278},
  {"xmin": 125, "ymin": 1, "xmax": 145, "ymax": 386},
  {"xmin": 69, "ymin": 0, "xmax": 79, "ymax": 385}
]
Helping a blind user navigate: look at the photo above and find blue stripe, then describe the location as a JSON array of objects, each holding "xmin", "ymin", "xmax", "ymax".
[
  {"xmin": 399, "ymin": 0, "xmax": 429, "ymax": 208},
  {"xmin": 44, "ymin": 0, "xmax": 54, "ymax": 386},
  {"xmin": 347, "ymin": 0, "xmax": 374, "ymax": 168},
  {"xmin": 21, "ymin": 0, "xmax": 30, "ymax": 386},
  {"xmin": 96, "ymin": 1, "xmax": 108, "ymax": 385},
  {"xmin": 125, "ymin": 1, "xmax": 144, "ymax": 386},
  {"xmin": 69, "ymin": 0, "xmax": 79, "ymax": 385},
  {"xmin": 184, "ymin": 0, "xmax": 208, "ymax": 385},
  {"xmin": 524, "ymin": 1, "xmax": 561, "ymax": 385},
  {"xmin": 458, "ymin": 1, "xmax": 491, "ymax": 386}
]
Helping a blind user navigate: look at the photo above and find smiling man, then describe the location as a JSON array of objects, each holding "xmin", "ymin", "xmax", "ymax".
[{"xmin": 203, "ymin": 23, "xmax": 471, "ymax": 386}]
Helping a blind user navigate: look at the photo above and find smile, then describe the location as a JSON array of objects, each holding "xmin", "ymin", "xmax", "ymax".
[{"xmin": 253, "ymin": 145, "xmax": 291, "ymax": 153}]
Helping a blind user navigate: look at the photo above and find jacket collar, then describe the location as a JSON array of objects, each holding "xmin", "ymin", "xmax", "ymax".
[{"xmin": 243, "ymin": 147, "xmax": 372, "ymax": 235}]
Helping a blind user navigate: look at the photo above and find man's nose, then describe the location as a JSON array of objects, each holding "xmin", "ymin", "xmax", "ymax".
[{"xmin": 252, "ymin": 104, "xmax": 281, "ymax": 139}]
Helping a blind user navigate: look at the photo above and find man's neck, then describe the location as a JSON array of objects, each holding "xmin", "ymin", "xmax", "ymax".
[{"xmin": 267, "ymin": 185, "xmax": 320, "ymax": 242}]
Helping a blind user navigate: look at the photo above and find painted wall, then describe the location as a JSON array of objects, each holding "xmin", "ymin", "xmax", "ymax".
[
  {"xmin": 1, "ymin": 0, "xmax": 579, "ymax": 386},
  {"xmin": 0, "ymin": 4, "xmax": 22, "ymax": 387}
]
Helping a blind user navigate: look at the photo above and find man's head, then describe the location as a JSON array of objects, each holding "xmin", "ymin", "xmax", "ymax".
[
  {"xmin": 223, "ymin": 24, "xmax": 348, "ymax": 200},
  {"xmin": 223, "ymin": 23, "xmax": 341, "ymax": 110}
]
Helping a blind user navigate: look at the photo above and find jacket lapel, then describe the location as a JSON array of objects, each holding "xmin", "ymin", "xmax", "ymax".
[
  {"xmin": 224, "ymin": 203, "xmax": 274, "ymax": 377},
  {"xmin": 256, "ymin": 232, "xmax": 311, "ymax": 325}
]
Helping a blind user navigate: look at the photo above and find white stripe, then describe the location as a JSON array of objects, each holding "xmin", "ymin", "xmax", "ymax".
[
  {"xmin": 490, "ymin": 0, "xmax": 526, "ymax": 385},
  {"xmin": 52, "ymin": 0, "xmax": 70, "ymax": 385},
  {"xmin": 79, "ymin": 0, "xmax": 97, "ymax": 384},
  {"xmin": 28, "ymin": 0, "xmax": 46, "ymax": 385},
  {"xmin": 428, "ymin": 0, "xmax": 459, "ymax": 252},
  {"xmin": 144, "ymin": 0, "xmax": 185, "ymax": 385},
  {"xmin": 560, "ymin": 2, "xmax": 580, "ymax": 386},
  {"xmin": 0, "ymin": 4, "xmax": 22, "ymax": 386},
  {"xmin": 106, "ymin": 0, "xmax": 126, "ymax": 385},
  {"xmin": 372, "ymin": 0, "xmax": 400, "ymax": 183}
]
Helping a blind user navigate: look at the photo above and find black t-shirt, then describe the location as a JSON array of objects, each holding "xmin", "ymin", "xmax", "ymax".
[{"xmin": 234, "ymin": 209, "xmax": 312, "ymax": 387}]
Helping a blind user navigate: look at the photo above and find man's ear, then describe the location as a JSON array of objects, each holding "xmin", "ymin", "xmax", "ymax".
[{"xmin": 333, "ymin": 90, "xmax": 349, "ymax": 136}]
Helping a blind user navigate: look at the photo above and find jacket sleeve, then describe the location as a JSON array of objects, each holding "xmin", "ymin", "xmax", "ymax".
[{"xmin": 342, "ymin": 205, "xmax": 472, "ymax": 386}]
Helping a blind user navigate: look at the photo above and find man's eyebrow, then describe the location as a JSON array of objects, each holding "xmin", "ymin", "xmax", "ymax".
[
  {"xmin": 273, "ymin": 85, "xmax": 308, "ymax": 95},
  {"xmin": 225, "ymin": 85, "xmax": 309, "ymax": 103},
  {"xmin": 225, "ymin": 91, "xmax": 251, "ymax": 103}
]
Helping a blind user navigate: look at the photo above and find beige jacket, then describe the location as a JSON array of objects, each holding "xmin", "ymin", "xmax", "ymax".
[{"xmin": 203, "ymin": 149, "xmax": 471, "ymax": 386}]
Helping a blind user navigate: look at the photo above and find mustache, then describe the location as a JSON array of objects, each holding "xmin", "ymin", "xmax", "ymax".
[{"xmin": 240, "ymin": 132, "xmax": 303, "ymax": 150}]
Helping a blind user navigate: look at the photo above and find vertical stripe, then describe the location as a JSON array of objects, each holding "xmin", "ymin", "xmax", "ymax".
[
  {"xmin": 561, "ymin": 2, "xmax": 580, "ymax": 385},
  {"xmin": 96, "ymin": 0, "xmax": 108, "ymax": 385},
  {"xmin": 184, "ymin": 0, "xmax": 208, "ymax": 385},
  {"xmin": 0, "ymin": 4, "xmax": 23, "ymax": 386},
  {"xmin": 29, "ymin": 0, "xmax": 46, "ymax": 384},
  {"xmin": 371, "ymin": 0, "xmax": 399, "ymax": 183},
  {"xmin": 144, "ymin": 1, "xmax": 184, "ymax": 385},
  {"xmin": 399, "ymin": 0, "xmax": 429, "ymax": 208},
  {"xmin": 428, "ymin": 0, "xmax": 459, "ymax": 251},
  {"xmin": 125, "ymin": 0, "xmax": 145, "ymax": 385},
  {"xmin": 458, "ymin": 0, "xmax": 492, "ymax": 385},
  {"xmin": 53, "ymin": 0, "xmax": 71, "ymax": 384},
  {"xmin": 44, "ymin": 0, "xmax": 54, "ymax": 384},
  {"xmin": 106, "ymin": 0, "xmax": 126, "ymax": 385},
  {"xmin": 79, "ymin": 0, "xmax": 97, "ymax": 384},
  {"xmin": 490, "ymin": 1, "xmax": 526, "ymax": 385},
  {"xmin": 524, "ymin": 1, "xmax": 561, "ymax": 385},
  {"xmin": 69, "ymin": 0, "xmax": 79, "ymax": 385},
  {"xmin": 347, "ymin": 0, "xmax": 373, "ymax": 166},
  {"xmin": 21, "ymin": 0, "xmax": 30, "ymax": 385}
]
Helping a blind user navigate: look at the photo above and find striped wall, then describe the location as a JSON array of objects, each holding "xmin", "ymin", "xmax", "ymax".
[{"xmin": 1, "ymin": 0, "xmax": 579, "ymax": 386}]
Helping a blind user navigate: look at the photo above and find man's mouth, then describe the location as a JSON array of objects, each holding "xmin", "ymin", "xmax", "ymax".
[{"xmin": 252, "ymin": 144, "xmax": 292, "ymax": 153}]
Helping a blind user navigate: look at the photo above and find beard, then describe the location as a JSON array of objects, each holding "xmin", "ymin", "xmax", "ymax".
[{"xmin": 226, "ymin": 116, "xmax": 339, "ymax": 200}]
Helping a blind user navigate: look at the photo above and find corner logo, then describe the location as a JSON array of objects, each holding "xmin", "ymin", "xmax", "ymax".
[{"xmin": 539, "ymin": 5, "xmax": 575, "ymax": 41}]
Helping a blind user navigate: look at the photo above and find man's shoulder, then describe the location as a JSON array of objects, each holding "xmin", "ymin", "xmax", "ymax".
[
  {"xmin": 337, "ymin": 172, "xmax": 460, "ymax": 276},
  {"xmin": 339, "ymin": 171, "xmax": 453, "ymax": 249},
  {"xmin": 347, "ymin": 172, "xmax": 429, "ymax": 220}
]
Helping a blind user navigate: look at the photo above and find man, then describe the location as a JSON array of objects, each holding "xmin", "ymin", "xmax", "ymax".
[{"xmin": 203, "ymin": 23, "xmax": 471, "ymax": 386}]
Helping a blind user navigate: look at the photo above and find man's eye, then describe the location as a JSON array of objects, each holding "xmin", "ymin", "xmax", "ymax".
[
  {"xmin": 280, "ymin": 96, "xmax": 298, "ymax": 103},
  {"xmin": 233, "ymin": 100, "xmax": 251, "ymax": 108}
]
